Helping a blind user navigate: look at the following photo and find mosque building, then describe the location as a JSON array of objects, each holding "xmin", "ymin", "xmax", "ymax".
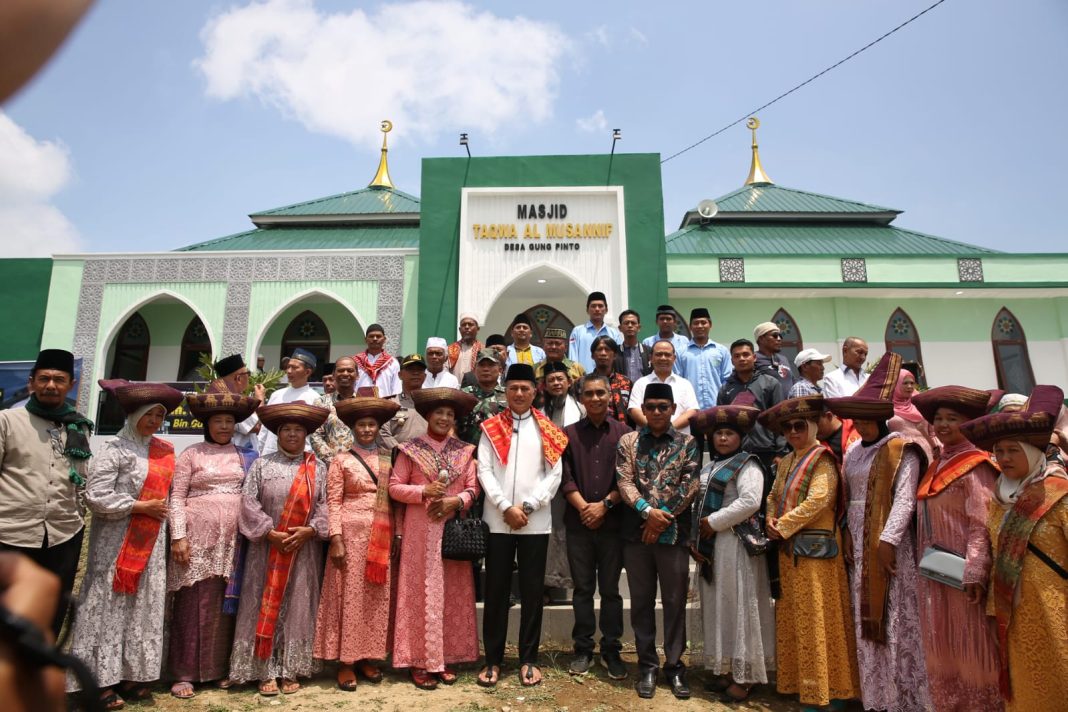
[{"xmin": 1, "ymin": 119, "xmax": 1065, "ymax": 428}]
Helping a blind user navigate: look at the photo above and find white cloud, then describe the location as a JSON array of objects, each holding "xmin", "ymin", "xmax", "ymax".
[
  {"xmin": 576, "ymin": 109, "xmax": 608, "ymax": 133},
  {"xmin": 196, "ymin": 0, "xmax": 568, "ymax": 148},
  {"xmin": 0, "ymin": 113, "xmax": 81, "ymax": 256},
  {"xmin": 629, "ymin": 27, "xmax": 648, "ymax": 46},
  {"xmin": 586, "ymin": 25, "xmax": 610, "ymax": 48}
]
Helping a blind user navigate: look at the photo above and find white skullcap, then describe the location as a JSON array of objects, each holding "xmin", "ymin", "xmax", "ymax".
[
  {"xmin": 459, "ymin": 312, "xmax": 479, "ymax": 325},
  {"xmin": 426, "ymin": 337, "xmax": 448, "ymax": 350}
]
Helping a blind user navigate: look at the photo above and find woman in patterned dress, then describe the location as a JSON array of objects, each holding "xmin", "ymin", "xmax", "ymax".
[
  {"xmin": 388, "ymin": 387, "xmax": 481, "ymax": 690},
  {"xmin": 313, "ymin": 397, "xmax": 399, "ymax": 690}
]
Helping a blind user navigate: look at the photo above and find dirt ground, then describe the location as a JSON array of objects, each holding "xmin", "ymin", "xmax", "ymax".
[{"xmin": 109, "ymin": 649, "xmax": 816, "ymax": 712}]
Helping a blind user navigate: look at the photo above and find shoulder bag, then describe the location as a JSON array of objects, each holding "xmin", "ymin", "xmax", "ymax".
[{"xmin": 917, "ymin": 500, "xmax": 966, "ymax": 590}]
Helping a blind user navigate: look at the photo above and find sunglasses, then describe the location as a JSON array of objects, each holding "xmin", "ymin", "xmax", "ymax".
[
  {"xmin": 644, "ymin": 403, "xmax": 673, "ymax": 413},
  {"xmin": 781, "ymin": 420, "xmax": 810, "ymax": 433}
]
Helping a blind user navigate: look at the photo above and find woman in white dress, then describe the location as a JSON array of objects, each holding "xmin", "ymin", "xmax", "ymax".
[{"xmin": 689, "ymin": 393, "xmax": 775, "ymax": 703}]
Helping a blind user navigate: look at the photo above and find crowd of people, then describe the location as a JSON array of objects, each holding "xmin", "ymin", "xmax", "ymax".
[{"xmin": 0, "ymin": 289, "xmax": 1065, "ymax": 712}]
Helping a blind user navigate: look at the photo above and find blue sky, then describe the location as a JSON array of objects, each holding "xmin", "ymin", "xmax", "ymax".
[{"xmin": 3, "ymin": 0, "xmax": 1066, "ymax": 256}]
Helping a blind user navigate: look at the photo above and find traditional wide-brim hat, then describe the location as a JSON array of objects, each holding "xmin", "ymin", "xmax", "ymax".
[
  {"xmin": 959, "ymin": 385, "xmax": 1064, "ymax": 451},
  {"xmin": 912, "ymin": 385, "xmax": 992, "ymax": 423},
  {"xmin": 185, "ymin": 388, "xmax": 260, "ymax": 422},
  {"xmin": 410, "ymin": 387, "xmax": 478, "ymax": 420},
  {"xmin": 758, "ymin": 395, "xmax": 824, "ymax": 434},
  {"xmin": 824, "ymin": 351, "xmax": 900, "ymax": 421},
  {"xmin": 335, "ymin": 396, "xmax": 400, "ymax": 427},
  {"xmin": 98, "ymin": 379, "xmax": 184, "ymax": 415},
  {"xmin": 257, "ymin": 402, "xmax": 330, "ymax": 435},
  {"xmin": 691, "ymin": 390, "xmax": 760, "ymax": 435}
]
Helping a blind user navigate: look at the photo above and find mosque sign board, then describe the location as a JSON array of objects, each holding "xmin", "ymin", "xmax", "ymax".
[{"xmin": 457, "ymin": 186, "xmax": 629, "ymax": 322}]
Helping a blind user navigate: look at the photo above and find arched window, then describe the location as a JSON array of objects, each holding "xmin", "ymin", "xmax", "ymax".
[
  {"xmin": 110, "ymin": 312, "xmax": 150, "ymax": 381},
  {"xmin": 178, "ymin": 316, "xmax": 210, "ymax": 380},
  {"xmin": 282, "ymin": 310, "xmax": 330, "ymax": 380},
  {"xmin": 772, "ymin": 308, "xmax": 803, "ymax": 375},
  {"xmin": 521, "ymin": 304, "xmax": 574, "ymax": 348},
  {"xmin": 885, "ymin": 308, "xmax": 926, "ymax": 386},
  {"xmin": 991, "ymin": 308, "xmax": 1035, "ymax": 394}
]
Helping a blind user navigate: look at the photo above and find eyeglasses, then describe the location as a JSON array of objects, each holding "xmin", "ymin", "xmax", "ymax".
[
  {"xmin": 781, "ymin": 420, "xmax": 810, "ymax": 433},
  {"xmin": 768, "ymin": 333, "xmax": 783, "ymax": 339},
  {"xmin": 644, "ymin": 403, "xmax": 673, "ymax": 413}
]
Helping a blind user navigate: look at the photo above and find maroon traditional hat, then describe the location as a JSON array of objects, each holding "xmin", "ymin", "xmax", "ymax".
[
  {"xmin": 912, "ymin": 385, "xmax": 992, "ymax": 423},
  {"xmin": 959, "ymin": 385, "xmax": 1064, "ymax": 451},
  {"xmin": 691, "ymin": 391, "xmax": 760, "ymax": 435},
  {"xmin": 410, "ymin": 387, "xmax": 478, "ymax": 421},
  {"xmin": 257, "ymin": 402, "xmax": 330, "ymax": 435},
  {"xmin": 758, "ymin": 395, "xmax": 824, "ymax": 435},
  {"xmin": 98, "ymin": 379, "xmax": 184, "ymax": 415},
  {"xmin": 185, "ymin": 390, "xmax": 260, "ymax": 422},
  {"xmin": 824, "ymin": 351, "xmax": 900, "ymax": 421},
  {"xmin": 335, "ymin": 396, "xmax": 400, "ymax": 427}
]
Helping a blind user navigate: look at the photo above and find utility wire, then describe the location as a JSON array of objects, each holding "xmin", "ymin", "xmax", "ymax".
[{"xmin": 660, "ymin": 0, "xmax": 948, "ymax": 164}]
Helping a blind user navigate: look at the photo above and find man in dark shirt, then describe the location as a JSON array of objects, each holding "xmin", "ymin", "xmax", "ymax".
[
  {"xmin": 616, "ymin": 383, "xmax": 700, "ymax": 700},
  {"xmin": 752, "ymin": 321, "xmax": 794, "ymax": 394},
  {"xmin": 561, "ymin": 373, "xmax": 631, "ymax": 679},
  {"xmin": 717, "ymin": 339, "xmax": 787, "ymax": 482},
  {"xmin": 615, "ymin": 310, "xmax": 651, "ymax": 383}
]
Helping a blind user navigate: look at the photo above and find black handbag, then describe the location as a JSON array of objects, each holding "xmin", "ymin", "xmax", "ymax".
[
  {"xmin": 441, "ymin": 511, "xmax": 488, "ymax": 561},
  {"xmin": 732, "ymin": 514, "xmax": 768, "ymax": 557},
  {"xmin": 791, "ymin": 528, "xmax": 839, "ymax": 562}
]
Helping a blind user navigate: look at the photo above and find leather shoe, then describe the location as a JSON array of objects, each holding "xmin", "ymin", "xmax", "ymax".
[
  {"xmin": 668, "ymin": 670, "xmax": 691, "ymax": 699},
  {"xmin": 636, "ymin": 670, "xmax": 656, "ymax": 699}
]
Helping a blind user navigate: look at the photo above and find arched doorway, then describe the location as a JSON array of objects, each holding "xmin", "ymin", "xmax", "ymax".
[
  {"xmin": 771, "ymin": 308, "xmax": 803, "ymax": 376},
  {"xmin": 178, "ymin": 316, "xmax": 211, "ymax": 380},
  {"xmin": 482, "ymin": 266, "xmax": 588, "ymax": 345},
  {"xmin": 282, "ymin": 310, "xmax": 331, "ymax": 380},
  {"xmin": 991, "ymin": 307, "xmax": 1035, "ymax": 393},
  {"xmin": 255, "ymin": 293, "xmax": 364, "ymax": 382},
  {"xmin": 520, "ymin": 304, "xmax": 574, "ymax": 349},
  {"xmin": 109, "ymin": 312, "xmax": 150, "ymax": 381},
  {"xmin": 885, "ymin": 308, "xmax": 926, "ymax": 386}
]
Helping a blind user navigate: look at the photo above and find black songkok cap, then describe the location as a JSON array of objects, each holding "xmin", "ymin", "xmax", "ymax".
[
  {"xmin": 542, "ymin": 360, "xmax": 570, "ymax": 377},
  {"xmin": 511, "ymin": 313, "xmax": 532, "ymax": 328},
  {"xmin": 323, "ymin": 362, "xmax": 336, "ymax": 376},
  {"xmin": 689, "ymin": 307, "xmax": 711, "ymax": 322},
  {"xmin": 34, "ymin": 349, "xmax": 75, "ymax": 375},
  {"xmin": 644, "ymin": 382, "xmax": 674, "ymax": 403},
  {"xmin": 486, "ymin": 333, "xmax": 506, "ymax": 347},
  {"xmin": 366, "ymin": 323, "xmax": 385, "ymax": 335},
  {"xmin": 586, "ymin": 291, "xmax": 607, "ymax": 307},
  {"xmin": 506, "ymin": 363, "xmax": 537, "ymax": 384},
  {"xmin": 214, "ymin": 354, "xmax": 245, "ymax": 378},
  {"xmin": 656, "ymin": 305, "xmax": 677, "ymax": 317}
]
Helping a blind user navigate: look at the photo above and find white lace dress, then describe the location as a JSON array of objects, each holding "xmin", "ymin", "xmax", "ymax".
[{"xmin": 66, "ymin": 435, "xmax": 169, "ymax": 690}]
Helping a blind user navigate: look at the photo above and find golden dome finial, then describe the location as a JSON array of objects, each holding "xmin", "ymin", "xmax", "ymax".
[
  {"xmin": 368, "ymin": 119, "xmax": 395, "ymax": 189},
  {"xmin": 744, "ymin": 117, "xmax": 773, "ymax": 186}
]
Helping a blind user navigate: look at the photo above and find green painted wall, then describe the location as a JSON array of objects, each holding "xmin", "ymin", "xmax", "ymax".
[
  {"xmin": 261, "ymin": 300, "xmax": 364, "ymax": 345},
  {"xmin": 246, "ymin": 280, "xmax": 377, "ymax": 357},
  {"xmin": 40, "ymin": 259, "xmax": 83, "ymax": 352},
  {"xmin": 0, "ymin": 259, "xmax": 54, "ymax": 360},
  {"xmin": 418, "ymin": 153, "xmax": 667, "ymax": 346}
]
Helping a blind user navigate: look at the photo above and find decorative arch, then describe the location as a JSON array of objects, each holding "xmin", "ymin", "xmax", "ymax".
[
  {"xmin": 282, "ymin": 310, "xmax": 331, "ymax": 380},
  {"xmin": 109, "ymin": 312, "xmax": 150, "ymax": 381},
  {"xmin": 885, "ymin": 308, "xmax": 926, "ymax": 386},
  {"xmin": 178, "ymin": 316, "xmax": 211, "ymax": 380},
  {"xmin": 478, "ymin": 261, "xmax": 593, "ymax": 324},
  {"xmin": 521, "ymin": 304, "xmax": 574, "ymax": 348},
  {"xmin": 771, "ymin": 308, "xmax": 803, "ymax": 374},
  {"xmin": 991, "ymin": 307, "xmax": 1036, "ymax": 394},
  {"xmin": 250, "ymin": 287, "xmax": 370, "ymax": 366}
]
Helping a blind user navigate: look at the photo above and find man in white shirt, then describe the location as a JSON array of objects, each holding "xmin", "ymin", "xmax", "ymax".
[
  {"xmin": 257, "ymin": 348, "xmax": 321, "ymax": 455},
  {"xmin": 628, "ymin": 340, "xmax": 699, "ymax": 434},
  {"xmin": 354, "ymin": 323, "xmax": 401, "ymax": 397},
  {"xmin": 821, "ymin": 337, "xmax": 870, "ymax": 398},
  {"xmin": 476, "ymin": 363, "xmax": 568, "ymax": 688},
  {"xmin": 423, "ymin": 337, "xmax": 460, "ymax": 389}
]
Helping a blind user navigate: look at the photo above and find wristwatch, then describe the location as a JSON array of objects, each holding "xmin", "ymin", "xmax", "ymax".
[
  {"xmin": 602, "ymin": 497, "xmax": 614, "ymax": 510},
  {"xmin": 521, "ymin": 501, "xmax": 535, "ymax": 515},
  {"xmin": 639, "ymin": 505, "xmax": 651, "ymax": 520}
]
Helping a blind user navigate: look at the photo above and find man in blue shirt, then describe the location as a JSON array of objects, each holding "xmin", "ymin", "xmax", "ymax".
[
  {"xmin": 568, "ymin": 291, "xmax": 622, "ymax": 373},
  {"xmin": 641, "ymin": 305, "xmax": 689, "ymax": 374},
  {"xmin": 678, "ymin": 307, "xmax": 732, "ymax": 408}
]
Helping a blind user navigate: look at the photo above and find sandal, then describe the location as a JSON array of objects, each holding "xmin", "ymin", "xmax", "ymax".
[
  {"xmin": 337, "ymin": 665, "xmax": 358, "ymax": 692},
  {"xmin": 117, "ymin": 682, "xmax": 152, "ymax": 701},
  {"xmin": 520, "ymin": 663, "xmax": 542, "ymax": 687},
  {"xmin": 437, "ymin": 667, "xmax": 458, "ymax": 685},
  {"xmin": 357, "ymin": 661, "xmax": 383, "ymax": 683},
  {"xmin": 258, "ymin": 680, "xmax": 279, "ymax": 697},
  {"xmin": 280, "ymin": 678, "xmax": 301, "ymax": 694},
  {"xmin": 411, "ymin": 668, "xmax": 438, "ymax": 690},
  {"xmin": 170, "ymin": 681, "xmax": 196, "ymax": 699},
  {"xmin": 476, "ymin": 665, "xmax": 499, "ymax": 688},
  {"xmin": 723, "ymin": 682, "xmax": 752, "ymax": 702},
  {"xmin": 100, "ymin": 691, "xmax": 125, "ymax": 711},
  {"xmin": 216, "ymin": 678, "xmax": 236, "ymax": 690}
]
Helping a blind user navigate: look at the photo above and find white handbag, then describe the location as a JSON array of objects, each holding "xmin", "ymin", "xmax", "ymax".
[{"xmin": 917, "ymin": 501, "xmax": 966, "ymax": 590}]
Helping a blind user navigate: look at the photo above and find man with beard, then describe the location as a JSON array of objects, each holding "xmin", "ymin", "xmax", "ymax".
[{"xmin": 448, "ymin": 313, "xmax": 483, "ymax": 383}]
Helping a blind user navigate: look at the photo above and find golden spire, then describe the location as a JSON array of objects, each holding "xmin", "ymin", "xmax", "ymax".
[
  {"xmin": 744, "ymin": 117, "xmax": 773, "ymax": 186},
  {"xmin": 368, "ymin": 120, "xmax": 395, "ymax": 189}
]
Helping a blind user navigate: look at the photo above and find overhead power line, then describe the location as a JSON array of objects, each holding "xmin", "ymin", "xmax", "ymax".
[{"xmin": 660, "ymin": 0, "xmax": 949, "ymax": 165}]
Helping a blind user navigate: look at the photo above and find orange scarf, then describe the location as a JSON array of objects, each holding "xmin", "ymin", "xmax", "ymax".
[
  {"xmin": 254, "ymin": 452, "xmax": 317, "ymax": 660},
  {"xmin": 480, "ymin": 408, "xmax": 567, "ymax": 468},
  {"xmin": 917, "ymin": 450, "xmax": 995, "ymax": 499},
  {"xmin": 447, "ymin": 340, "xmax": 482, "ymax": 371},
  {"xmin": 113, "ymin": 437, "xmax": 175, "ymax": 594}
]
